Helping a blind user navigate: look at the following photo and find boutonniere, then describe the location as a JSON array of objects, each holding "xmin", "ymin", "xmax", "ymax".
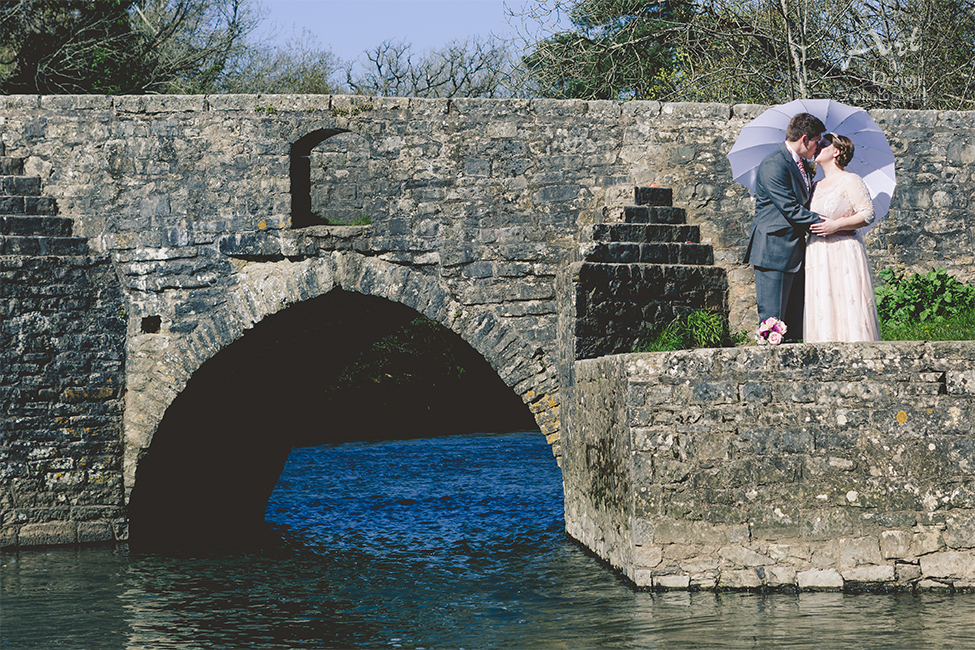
[{"xmin": 804, "ymin": 160, "xmax": 816, "ymax": 178}]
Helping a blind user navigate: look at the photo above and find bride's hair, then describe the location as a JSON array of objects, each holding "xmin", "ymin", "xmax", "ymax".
[{"xmin": 830, "ymin": 133, "xmax": 855, "ymax": 168}]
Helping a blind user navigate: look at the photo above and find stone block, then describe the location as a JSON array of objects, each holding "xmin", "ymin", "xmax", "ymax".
[
  {"xmin": 947, "ymin": 370, "xmax": 975, "ymax": 395},
  {"xmin": 838, "ymin": 536, "xmax": 883, "ymax": 568},
  {"xmin": 634, "ymin": 186, "xmax": 673, "ymax": 206},
  {"xmin": 78, "ymin": 521, "xmax": 115, "ymax": 543},
  {"xmin": 653, "ymin": 574, "xmax": 691, "ymax": 589},
  {"xmin": 631, "ymin": 569, "xmax": 654, "ymax": 588},
  {"xmin": 796, "ymin": 568, "xmax": 844, "ymax": 590},
  {"xmin": 920, "ymin": 551, "xmax": 975, "ymax": 581},
  {"xmin": 718, "ymin": 568, "xmax": 764, "ymax": 589},
  {"xmin": 910, "ymin": 526, "xmax": 946, "ymax": 556},
  {"xmin": 18, "ymin": 521, "xmax": 77, "ymax": 546},
  {"xmin": 945, "ymin": 512, "xmax": 975, "ymax": 549},
  {"xmin": 895, "ymin": 562, "xmax": 922, "ymax": 582},
  {"xmin": 633, "ymin": 544, "xmax": 663, "ymax": 568},
  {"xmin": 841, "ymin": 565, "xmax": 895, "ymax": 583},
  {"xmin": 766, "ymin": 565, "xmax": 797, "ymax": 588},
  {"xmin": 652, "ymin": 518, "xmax": 749, "ymax": 547},
  {"xmin": 880, "ymin": 530, "xmax": 912, "ymax": 559}
]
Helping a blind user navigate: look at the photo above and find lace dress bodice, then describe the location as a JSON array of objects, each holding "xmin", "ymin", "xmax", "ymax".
[{"xmin": 810, "ymin": 172, "xmax": 874, "ymax": 228}]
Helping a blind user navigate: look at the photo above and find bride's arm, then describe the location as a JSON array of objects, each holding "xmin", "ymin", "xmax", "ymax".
[{"xmin": 810, "ymin": 174, "xmax": 874, "ymax": 235}]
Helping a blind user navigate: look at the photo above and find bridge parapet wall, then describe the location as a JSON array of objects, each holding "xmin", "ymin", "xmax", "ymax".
[
  {"xmin": 563, "ymin": 342, "xmax": 975, "ymax": 592},
  {"xmin": 2, "ymin": 95, "xmax": 972, "ymax": 338}
]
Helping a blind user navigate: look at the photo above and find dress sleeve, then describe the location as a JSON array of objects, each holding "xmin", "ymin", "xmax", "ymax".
[{"xmin": 844, "ymin": 174, "xmax": 875, "ymax": 225}]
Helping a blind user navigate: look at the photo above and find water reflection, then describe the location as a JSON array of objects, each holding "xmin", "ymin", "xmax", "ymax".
[{"xmin": 4, "ymin": 432, "xmax": 975, "ymax": 649}]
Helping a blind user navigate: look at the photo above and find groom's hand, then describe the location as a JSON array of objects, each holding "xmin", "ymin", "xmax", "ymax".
[
  {"xmin": 810, "ymin": 216, "xmax": 856, "ymax": 237},
  {"xmin": 809, "ymin": 215, "xmax": 833, "ymax": 236}
]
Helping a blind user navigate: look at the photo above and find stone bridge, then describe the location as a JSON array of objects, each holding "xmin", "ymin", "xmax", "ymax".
[{"xmin": 3, "ymin": 96, "xmax": 975, "ymax": 591}]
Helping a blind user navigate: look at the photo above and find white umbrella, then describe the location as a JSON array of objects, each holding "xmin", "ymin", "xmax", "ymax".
[{"xmin": 727, "ymin": 98, "xmax": 896, "ymax": 225}]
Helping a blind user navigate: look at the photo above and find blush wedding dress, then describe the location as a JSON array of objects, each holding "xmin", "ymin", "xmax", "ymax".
[{"xmin": 803, "ymin": 172, "xmax": 882, "ymax": 342}]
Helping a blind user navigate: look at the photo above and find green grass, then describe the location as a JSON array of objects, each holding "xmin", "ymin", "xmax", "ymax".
[
  {"xmin": 327, "ymin": 215, "xmax": 372, "ymax": 226},
  {"xmin": 881, "ymin": 305, "xmax": 975, "ymax": 341},
  {"xmin": 635, "ymin": 308, "xmax": 745, "ymax": 352}
]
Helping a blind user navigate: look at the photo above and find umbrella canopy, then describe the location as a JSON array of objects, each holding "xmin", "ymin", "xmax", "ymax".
[{"xmin": 727, "ymin": 98, "xmax": 896, "ymax": 224}]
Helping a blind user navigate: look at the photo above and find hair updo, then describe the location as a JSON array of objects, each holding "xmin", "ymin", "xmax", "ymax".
[{"xmin": 830, "ymin": 133, "xmax": 855, "ymax": 168}]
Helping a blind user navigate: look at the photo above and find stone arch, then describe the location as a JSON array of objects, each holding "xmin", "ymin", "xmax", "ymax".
[{"xmin": 123, "ymin": 253, "xmax": 561, "ymax": 504}]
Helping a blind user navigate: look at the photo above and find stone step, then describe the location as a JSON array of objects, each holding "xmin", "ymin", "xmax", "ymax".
[
  {"xmin": 587, "ymin": 223, "xmax": 700, "ymax": 244},
  {"xmin": 0, "ymin": 236, "xmax": 88, "ymax": 256},
  {"xmin": 0, "ymin": 195, "xmax": 59, "ymax": 216},
  {"xmin": 1, "ymin": 215, "xmax": 74, "ymax": 237},
  {"xmin": 634, "ymin": 186, "xmax": 673, "ymax": 206},
  {"xmin": 624, "ymin": 205, "xmax": 686, "ymax": 225},
  {"xmin": 580, "ymin": 242, "xmax": 714, "ymax": 265},
  {"xmin": 0, "ymin": 176, "xmax": 41, "ymax": 197},
  {"xmin": 0, "ymin": 157, "xmax": 24, "ymax": 176}
]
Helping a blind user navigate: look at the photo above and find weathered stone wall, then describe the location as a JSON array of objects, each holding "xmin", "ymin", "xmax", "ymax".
[
  {"xmin": 0, "ymin": 254, "xmax": 127, "ymax": 548},
  {"xmin": 564, "ymin": 343, "xmax": 975, "ymax": 591},
  {"xmin": 2, "ymin": 96, "xmax": 972, "ymax": 334}
]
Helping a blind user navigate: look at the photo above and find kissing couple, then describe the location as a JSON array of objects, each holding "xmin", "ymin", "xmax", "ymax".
[{"xmin": 743, "ymin": 112, "xmax": 881, "ymax": 344}]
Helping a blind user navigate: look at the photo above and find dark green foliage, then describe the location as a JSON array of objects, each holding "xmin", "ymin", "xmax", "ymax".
[
  {"xmin": 875, "ymin": 267, "xmax": 975, "ymax": 325},
  {"xmin": 1, "ymin": 0, "xmax": 151, "ymax": 94},
  {"xmin": 0, "ymin": 0, "xmax": 259, "ymax": 95},
  {"xmin": 320, "ymin": 312, "xmax": 537, "ymax": 438},
  {"xmin": 335, "ymin": 317, "xmax": 468, "ymax": 389},
  {"xmin": 634, "ymin": 308, "xmax": 742, "ymax": 352},
  {"xmin": 523, "ymin": 0, "xmax": 694, "ymax": 100}
]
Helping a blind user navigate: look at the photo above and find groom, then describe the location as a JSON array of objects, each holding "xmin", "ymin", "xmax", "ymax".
[{"xmin": 743, "ymin": 112, "xmax": 827, "ymax": 342}]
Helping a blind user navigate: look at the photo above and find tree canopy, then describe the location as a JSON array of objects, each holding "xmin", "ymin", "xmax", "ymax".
[
  {"xmin": 514, "ymin": 0, "xmax": 975, "ymax": 109},
  {"xmin": 0, "ymin": 0, "xmax": 260, "ymax": 94},
  {"xmin": 518, "ymin": 0, "xmax": 694, "ymax": 99},
  {"xmin": 345, "ymin": 37, "xmax": 513, "ymax": 98},
  {"xmin": 4, "ymin": 0, "xmax": 973, "ymax": 109},
  {"xmin": 665, "ymin": 0, "xmax": 975, "ymax": 109}
]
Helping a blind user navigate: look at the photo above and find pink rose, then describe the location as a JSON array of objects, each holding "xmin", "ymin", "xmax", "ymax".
[{"xmin": 768, "ymin": 331, "xmax": 783, "ymax": 345}]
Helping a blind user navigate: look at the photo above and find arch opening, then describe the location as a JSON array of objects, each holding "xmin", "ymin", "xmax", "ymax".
[
  {"xmin": 127, "ymin": 289, "xmax": 538, "ymax": 547},
  {"xmin": 290, "ymin": 128, "xmax": 347, "ymax": 228},
  {"xmin": 291, "ymin": 127, "xmax": 400, "ymax": 228}
]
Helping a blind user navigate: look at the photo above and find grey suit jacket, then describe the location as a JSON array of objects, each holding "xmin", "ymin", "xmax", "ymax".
[{"xmin": 742, "ymin": 143, "xmax": 823, "ymax": 273}]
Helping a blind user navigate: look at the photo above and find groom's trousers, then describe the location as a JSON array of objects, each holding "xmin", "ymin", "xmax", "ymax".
[{"xmin": 754, "ymin": 266, "xmax": 805, "ymax": 341}]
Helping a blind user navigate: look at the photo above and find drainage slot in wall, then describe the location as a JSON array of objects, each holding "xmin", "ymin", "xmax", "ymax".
[{"xmin": 141, "ymin": 316, "xmax": 162, "ymax": 334}]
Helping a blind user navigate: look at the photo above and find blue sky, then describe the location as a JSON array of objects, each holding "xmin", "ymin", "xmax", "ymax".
[{"xmin": 257, "ymin": 0, "xmax": 553, "ymax": 64}]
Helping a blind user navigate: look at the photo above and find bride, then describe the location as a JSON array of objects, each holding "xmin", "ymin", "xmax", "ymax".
[{"xmin": 805, "ymin": 133, "xmax": 882, "ymax": 342}]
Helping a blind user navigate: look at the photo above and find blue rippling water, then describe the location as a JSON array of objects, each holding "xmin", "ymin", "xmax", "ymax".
[{"xmin": 4, "ymin": 431, "xmax": 975, "ymax": 649}]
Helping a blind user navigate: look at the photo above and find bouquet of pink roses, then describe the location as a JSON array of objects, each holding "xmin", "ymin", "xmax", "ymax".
[{"xmin": 756, "ymin": 317, "xmax": 787, "ymax": 345}]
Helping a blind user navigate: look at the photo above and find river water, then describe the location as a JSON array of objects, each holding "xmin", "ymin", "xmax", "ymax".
[{"xmin": 3, "ymin": 431, "xmax": 975, "ymax": 649}]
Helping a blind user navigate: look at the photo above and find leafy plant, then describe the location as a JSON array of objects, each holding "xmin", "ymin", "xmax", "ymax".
[
  {"xmin": 634, "ymin": 308, "xmax": 740, "ymax": 352},
  {"xmin": 875, "ymin": 267, "xmax": 975, "ymax": 325}
]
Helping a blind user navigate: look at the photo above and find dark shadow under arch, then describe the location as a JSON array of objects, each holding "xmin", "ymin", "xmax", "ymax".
[
  {"xmin": 127, "ymin": 290, "xmax": 537, "ymax": 547},
  {"xmin": 291, "ymin": 128, "xmax": 349, "ymax": 228}
]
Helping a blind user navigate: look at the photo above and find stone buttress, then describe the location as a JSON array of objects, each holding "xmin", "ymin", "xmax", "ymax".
[{"xmin": 0, "ymin": 142, "xmax": 127, "ymax": 548}]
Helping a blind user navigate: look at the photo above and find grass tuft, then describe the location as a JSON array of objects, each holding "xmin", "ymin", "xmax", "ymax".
[{"xmin": 635, "ymin": 308, "xmax": 745, "ymax": 352}]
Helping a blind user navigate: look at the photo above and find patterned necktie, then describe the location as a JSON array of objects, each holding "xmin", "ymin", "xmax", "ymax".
[{"xmin": 797, "ymin": 159, "xmax": 810, "ymax": 190}]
